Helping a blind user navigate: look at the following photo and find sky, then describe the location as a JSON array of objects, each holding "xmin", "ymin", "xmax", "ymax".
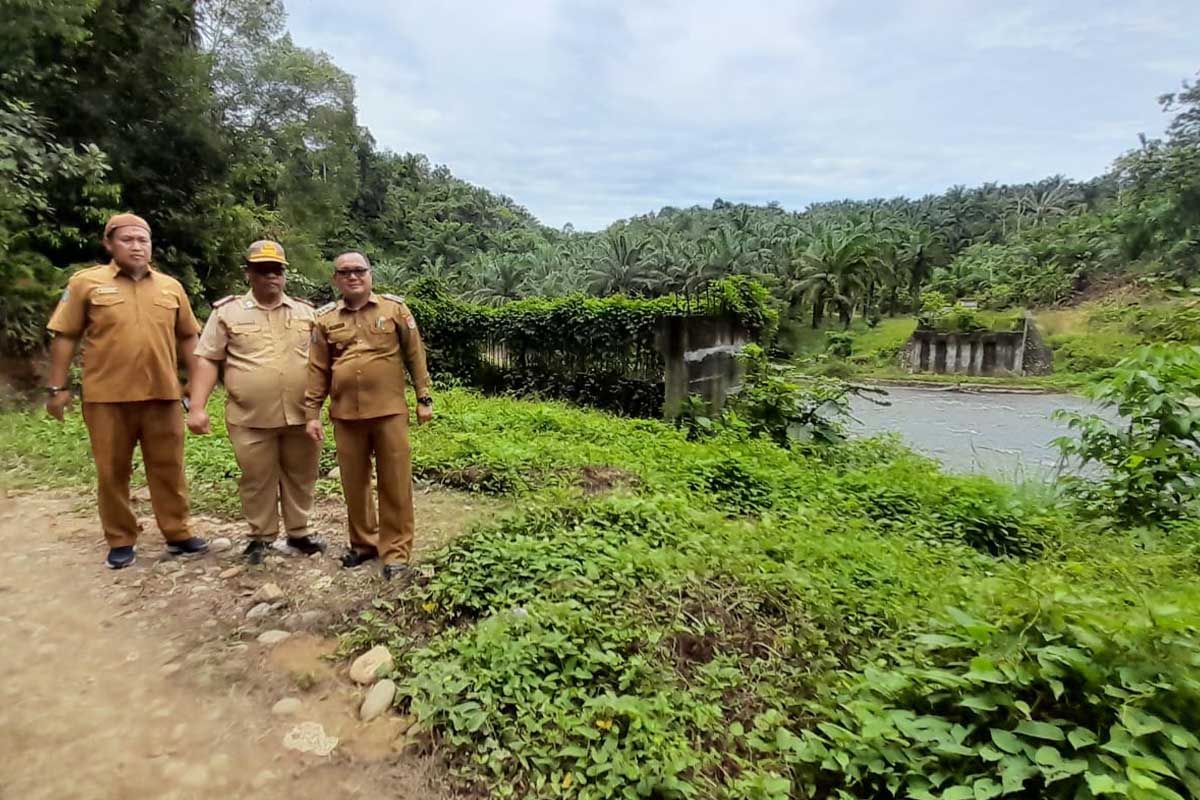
[{"xmin": 284, "ymin": 0, "xmax": 1200, "ymax": 231}]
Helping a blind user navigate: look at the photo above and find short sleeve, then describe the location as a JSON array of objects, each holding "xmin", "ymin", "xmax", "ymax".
[
  {"xmin": 175, "ymin": 289, "xmax": 202, "ymax": 337},
  {"xmin": 46, "ymin": 278, "xmax": 87, "ymax": 336},
  {"xmin": 194, "ymin": 310, "xmax": 228, "ymax": 360}
]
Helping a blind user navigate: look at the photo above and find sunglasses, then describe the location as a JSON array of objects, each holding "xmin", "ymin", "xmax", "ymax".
[
  {"xmin": 335, "ymin": 267, "xmax": 370, "ymax": 277},
  {"xmin": 249, "ymin": 264, "xmax": 285, "ymax": 276}
]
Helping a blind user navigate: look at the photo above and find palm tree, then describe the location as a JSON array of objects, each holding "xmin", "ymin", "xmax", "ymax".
[
  {"xmin": 791, "ymin": 224, "xmax": 873, "ymax": 329},
  {"xmin": 467, "ymin": 255, "xmax": 526, "ymax": 306},
  {"xmin": 905, "ymin": 226, "xmax": 944, "ymax": 309},
  {"xmin": 588, "ymin": 231, "xmax": 652, "ymax": 296}
]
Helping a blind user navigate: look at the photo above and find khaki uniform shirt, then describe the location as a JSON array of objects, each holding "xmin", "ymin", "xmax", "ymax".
[
  {"xmin": 47, "ymin": 263, "xmax": 200, "ymax": 402},
  {"xmin": 305, "ymin": 293, "xmax": 431, "ymax": 421},
  {"xmin": 195, "ymin": 292, "xmax": 316, "ymax": 428}
]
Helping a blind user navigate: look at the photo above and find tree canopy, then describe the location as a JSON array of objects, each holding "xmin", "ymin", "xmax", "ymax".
[{"xmin": 0, "ymin": 0, "xmax": 1196, "ymax": 355}]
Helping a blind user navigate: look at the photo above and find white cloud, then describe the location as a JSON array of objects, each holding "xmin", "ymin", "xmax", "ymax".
[{"xmin": 284, "ymin": 0, "xmax": 1200, "ymax": 230}]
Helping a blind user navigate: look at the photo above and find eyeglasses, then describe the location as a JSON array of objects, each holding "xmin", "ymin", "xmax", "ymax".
[{"xmin": 335, "ymin": 268, "xmax": 370, "ymax": 278}]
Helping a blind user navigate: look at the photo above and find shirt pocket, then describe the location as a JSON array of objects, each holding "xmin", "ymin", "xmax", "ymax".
[
  {"xmin": 87, "ymin": 292, "xmax": 126, "ymax": 329},
  {"xmin": 367, "ymin": 317, "xmax": 397, "ymax": 339},
  {"xmin": 229, "ymin": 322, "xmax": 268, "ymax": 353},
  {"xmin": 152, "ymin": 294, "xmax": 180, "ymax": 323},
  {"xmin": 327, "ymin": 327, "xmax": 357, "ymax": 355}
]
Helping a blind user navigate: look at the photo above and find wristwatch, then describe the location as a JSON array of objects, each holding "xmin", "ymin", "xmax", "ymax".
[
  {"xmin": 417, "ymin": 396, "xmax": 433, "ymax": 407},
  {"xmin": 46, "ymin": 385, "xmax": 68, "ymax": 395}
]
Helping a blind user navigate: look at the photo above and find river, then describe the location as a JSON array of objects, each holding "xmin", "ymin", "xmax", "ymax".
[{"xmin": 848, "ymin": 386, "xmax": 1103, "ymax": 479}]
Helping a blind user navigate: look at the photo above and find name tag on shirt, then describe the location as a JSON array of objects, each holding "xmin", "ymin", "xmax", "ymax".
[{"xmin": 95, "ymin": 286, "xmax": 119, "ymax": 295}]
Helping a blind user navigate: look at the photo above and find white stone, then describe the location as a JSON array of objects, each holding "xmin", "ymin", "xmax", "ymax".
[
  {"xmin": 257, "ymin": 630, "xmax": 291, "ymax": 645},
  {"xmin": 349, "ymin": 645, "xmax": 394, "ymax": 684},
  {"xmin": 209, "ymin": 537, "xmax": 233, "ymax": 553},
  {"xmin": 282, "ymin": 722, "xmax": 338, "ymax": 756},
  {"xmin": 252, "ymin": 583, "xmax": 284, "ymax": 603},
  {"xmin": 326, "ymin": 467, "xmax": 340, "ymax": 481},
  {"xmin": 246, "ymin": 602, "xmax": 272, "ymax": 620},
  {"xmin": 272, "ymin": 697, "xmax": 303, "ymax": 716},
  {"xmin": 359, "ymin": 679, "xmax": 396, "ymax": 722}
]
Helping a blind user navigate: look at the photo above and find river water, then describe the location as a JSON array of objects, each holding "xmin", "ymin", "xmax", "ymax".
[{"xmin": 848, "ymin": 386, "xmax": 1102, "ymax": 479}]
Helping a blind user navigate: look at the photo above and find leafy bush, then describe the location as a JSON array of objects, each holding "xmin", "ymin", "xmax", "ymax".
[
  {"xmin": 825, "ymin": 331, "xmax": 854, "ymax": 358},
  {"xmin": 731, "ymin": 344, "xmax": 853, "ymax": 446},
  {"xmin": 790, "ymin": 596, "xmax": 1200, "ymax": 800},
  {"xmin": 1049, "ymin": 334, "xmax": 1129, "ymax": 374},
  {"xmin": 688, "ymin": 457, "xmax": 776, "ymax": 515},
  {"xmin": 672, "ymin": 394, "xmax": 717, "ymax": 441},
  {"xmin": 1054, "ymin": 344, "xmax": 1200, "ymax": 522}
]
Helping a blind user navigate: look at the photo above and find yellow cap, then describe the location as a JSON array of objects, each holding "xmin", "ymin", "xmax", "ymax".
[
  {"xmin": 104, "ymin": 213, "xmax": 151, "ymax": 238},
  {"xmin": 246, "ymin": 239, "xmax": 288, "ymax": 266}
]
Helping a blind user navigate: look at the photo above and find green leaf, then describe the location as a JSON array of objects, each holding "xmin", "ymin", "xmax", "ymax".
[
  {"xmin": 1015, "ymin": 720, "xmax": 1066, "ymax": 742},
  {"xmin": 972, "ymin": 778, "xmax": 1003, "ymax": 800},
  {"xmin": 959, "ymin": 695, "xmax": 999, "ymax": 712},
  {"xmin": 991, "ymin": 729, "xmax": 1023, "ymax": 754},
  {"xmin": 1034, "ymin": 746, "xmax": 1062, "ymax": 767},
  {"xmin": 1068, "ymin": 728, "xmax": 1099, "ymax": 749},
  {"xmin": 1120, "ymin": 707, "xmax": 1165, "ymax": 738},
  {"xmin": 1085, "ymin": 772, "xmax": 1126, "ymax": 795}
]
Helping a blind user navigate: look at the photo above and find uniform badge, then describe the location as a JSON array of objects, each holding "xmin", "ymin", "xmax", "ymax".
[
  {"xmin": 404, "ymin": 314, "xmax": 417, "ymax": 330},
  {"xmin": 242, "ymin": 299, "xmax": 255, "ymax": 309},
  {"xmin": 376, "ymin": 318, "xmax": 387, "ymax": 330},
  {"xmin": 94, "ymin": 286, "xmax": 119, "ymax": 295}
]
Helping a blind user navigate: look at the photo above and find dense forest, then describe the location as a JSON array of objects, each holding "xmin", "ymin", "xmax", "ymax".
[{"xmin": 2, "ymin": 0, "xmax": 1198, "ymax": 357}]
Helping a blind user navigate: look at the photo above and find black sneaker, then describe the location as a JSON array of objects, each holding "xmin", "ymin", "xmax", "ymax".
[
  {"xmin": 382, "ymin": 563, "xmax": 417, "ymax": 582},
  {"xmin": 341, "ymin": 549, "xmax": 378, "ymax": 569},
  {"xmin": 244, "ymin": 539, "xmax": 270, "ymax": 565},
  {"xmin": 286, "ymin": 535, "xmax": 327, "ymax": 556},
  {"xmin": 106, "ymin": 546, "xmax": 136, "ymax": 570},
  {"xmin": 166, "ymin": 537, "xmax": 209, "ymax": 556}
]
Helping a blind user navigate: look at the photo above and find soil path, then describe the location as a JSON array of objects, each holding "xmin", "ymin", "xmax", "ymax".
[{"xmin": 0, "ymin": 487, "xmax": 493, "ymax": 800}]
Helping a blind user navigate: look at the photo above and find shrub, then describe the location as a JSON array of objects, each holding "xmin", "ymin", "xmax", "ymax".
[
  {"xmin": 1054, "ymin": 344, "xmax": 1200, "ymax": 522},
  {"xmin": 731, "ymin": 344, "xmax": 853, "ymax": 447},
  {"xmin": 789, "ymin": 596, "xmax": 1200, "ymax": 800},
  {"xmin": 825, "ymin": 331, "xmax": 854, "ymax": 358}
]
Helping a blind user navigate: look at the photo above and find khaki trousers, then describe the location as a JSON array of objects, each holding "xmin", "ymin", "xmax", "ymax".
[
  {"xmin": 227, "ymin": 423, "xmax": 321, "ymax": 540},
  {"xmin": 332, "ymin": 413, "xmax": 414, "ymax": 565},
  {"xmin": 82, "ymin": 401, "xmax": 190, "ymax": 548}
]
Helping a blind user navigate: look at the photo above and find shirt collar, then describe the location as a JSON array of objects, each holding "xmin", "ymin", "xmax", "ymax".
[
  {"xmin": 108, "ymin": 262, "xmax": 156, "ymax": 282},
  {"xmin": 242, "ymin": 291, "xmax": 295, "ymax": 310},
  {"xmin": 337, "ymin": 293, "xmax": 379, "ymax": 312}
]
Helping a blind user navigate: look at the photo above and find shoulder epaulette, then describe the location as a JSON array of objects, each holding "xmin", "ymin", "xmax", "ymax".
[
  {"xmin": 212, "ymin": 295, "xmax": 237, "ymax": 308},
  {"xmin": 292, "ymin": 296, "xmax": 314, "ymax": 307},
  {"xmin": 69, "ymin": 264, "xmax": 106, "ymax": 282},
  {"xmin": 381, "ymin": 293, "xmax": 406, "ymax": 305},
  {"xmin": 316, "ymin": 302, "xmax": 337, "ymax": 315}
]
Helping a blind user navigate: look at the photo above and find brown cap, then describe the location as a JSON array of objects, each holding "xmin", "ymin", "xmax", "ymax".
[
  {"xmin": 104, "ymin": 213, "xmax": 151, "ymax": 238},
  {"xmin": 246, "ymin": 240, "xmax": 288, "ymax": 266}
]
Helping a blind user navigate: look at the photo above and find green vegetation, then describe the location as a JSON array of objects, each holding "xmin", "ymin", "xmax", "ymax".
[
  {"xmin": 3, "ymin": 0, "xmax": 1198, "ymax": 379},
  {"xmin": 397, "ymin": 275, "xmax": 775, "ymax": 417},
  {"xmin": 1054, "ymin": 345, "xmax": 1200, "ymax": 523},
  {"xmin": 3, "ymin": 375, "xmax": 1199, "ymax": 798}
]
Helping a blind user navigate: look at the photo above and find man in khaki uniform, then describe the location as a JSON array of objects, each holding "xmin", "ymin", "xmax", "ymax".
[
  {"xmin": 187, "ymin": 240, "xmax": 325, "ymax": 564},
  {"xmin": 304, "ymin": 251, "xmax": 433, "ymax": 581},
  {"xmin": 45, "ymin": 213, "xmax": 209, "ymax": 569}
]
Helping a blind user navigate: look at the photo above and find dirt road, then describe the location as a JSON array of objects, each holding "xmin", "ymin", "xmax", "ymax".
[{"xmin": 0, "ymin": 488, "xmax": 488, "ymax": 800}]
